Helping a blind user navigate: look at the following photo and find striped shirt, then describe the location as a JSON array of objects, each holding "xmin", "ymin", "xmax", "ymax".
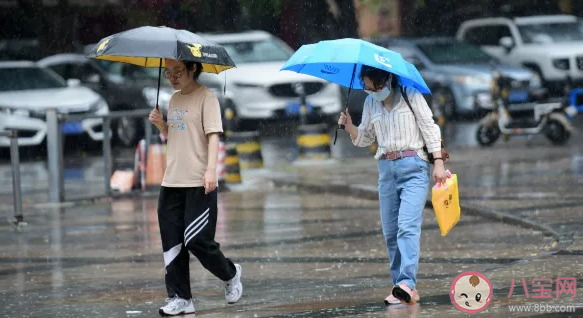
[{"xmin": 352, "ymin": 86, "xmax": 442, "ymax": 161}]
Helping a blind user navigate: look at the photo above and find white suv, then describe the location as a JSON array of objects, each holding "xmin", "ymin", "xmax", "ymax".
[
  {"xmin": 456, "ymin": 15, "xmax": 583, "ymax": 93},
  {"xmin": 201, "ymin": 31, "xmax": 343, "ymax": 125}
]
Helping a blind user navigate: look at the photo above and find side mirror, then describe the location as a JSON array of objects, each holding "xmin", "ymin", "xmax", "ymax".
[
  {"xmin": 499, "ymin": 37, "xmax": 514, "ymax": 52},
  {"xmin": 67, "ymin": 78, "xmax": 81, "ymax": 87}
]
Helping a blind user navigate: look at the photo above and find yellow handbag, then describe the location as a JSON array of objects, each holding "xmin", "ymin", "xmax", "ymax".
[{"xmin": 431, "ymin": 170, "xmax": 460, "ymax": 236}]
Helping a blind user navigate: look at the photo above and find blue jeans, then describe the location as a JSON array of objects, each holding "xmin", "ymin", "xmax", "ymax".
[{"xmin": 378, "ymin": 155, "xmax": 430, "ymax": 290}]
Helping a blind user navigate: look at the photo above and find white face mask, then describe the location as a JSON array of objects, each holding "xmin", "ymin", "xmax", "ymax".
[
  {"xmin": 365, "ymin": 75, "xmax": 392, "ymax": 102},
  {"xmin": 367, "ymin": 85, "xmax": 391, "ymax": 101}
]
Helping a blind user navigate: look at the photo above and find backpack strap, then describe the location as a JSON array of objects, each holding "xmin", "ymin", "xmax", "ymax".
[
  {"xmin": 399, "ymin": 86, "xmax": 448, "ymax": 163},
  {"xmin": 400, "ymin": 85, "xmax": 415, "ymax": 117}
]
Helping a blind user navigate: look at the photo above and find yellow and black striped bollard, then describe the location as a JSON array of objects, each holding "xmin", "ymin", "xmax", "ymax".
[
  {"xmin": 224, "ymin": 107, "xmax": 235, "ymax": 139},
  {"xmin": 224, "ymin": 142, "xmax": 242, "ymax": 184},
  {"xmin": 228, "ymin": 131, "xmax": 264, "ymax": 170},
  {"xmin": 296, "ymin": 123, "xmax": 331, "ymax": 160}
]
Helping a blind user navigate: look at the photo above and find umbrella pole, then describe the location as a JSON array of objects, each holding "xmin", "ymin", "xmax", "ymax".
[
  {"xmin": 333, "ymin": 64, "xmax": 357, "ymax": 145},
  {"xmin": 155, "ymin": 59, "xmax": 162, "ymax": 110}
]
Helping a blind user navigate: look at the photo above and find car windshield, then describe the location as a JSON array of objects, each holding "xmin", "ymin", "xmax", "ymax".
[
  {"xmin": 517, "ymin": 22, "xmax": 583, "ymax": 44},
  {"xmin": 220, "ymin": 39, "xmax": 293, "ymax": 64},
  {"xmin": 0, "ymin": 67, "xmax": 67, "ymax": 92},
  {"xmin": 98, "ymin": 61, "xmax": 156, "ymax": 81},
  {"xmin": 416, "ymin": 41, "xmax": 495, "ymax": 64}
]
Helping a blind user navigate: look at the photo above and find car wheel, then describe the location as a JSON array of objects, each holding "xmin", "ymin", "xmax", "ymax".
[
  {"xmin": 115, "ymin": 116, "xmax": 141, "ymax": 148},
  {"xmin": 432, "ymin": 87, "xmax": 456, "ymax": 120}
]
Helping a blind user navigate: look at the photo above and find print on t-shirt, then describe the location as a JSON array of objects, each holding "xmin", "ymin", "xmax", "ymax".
[{"xmin": 168, "ymin": 108, "xmax": 188, "ymax": 131}]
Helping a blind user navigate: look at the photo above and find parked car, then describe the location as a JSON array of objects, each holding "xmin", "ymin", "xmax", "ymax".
[
  {"xmin": 200, "ymin": 30, "xmax": 344, "ymax": 127},
  {"xmin": 371, "ymin": 37, "xmax": 543, "ymax": 119},
  {"xmin": 38, "ymin": 54, "xmax": 177, "ymax": 147},
  {"xmin": 456, "ymin": 15, "xmax": 583, "ymax": 95},
  {"xmin": 38, "ymin": 52, "xmax": 227, "ymax": 147},
  {"xmin": 0, "ymin": 61, "xmax": 109, "ymax": 152}
]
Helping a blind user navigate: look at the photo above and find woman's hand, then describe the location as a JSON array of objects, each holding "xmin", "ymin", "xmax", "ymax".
[
  {"xmin": 203, "ymin": 169, "xmax": 217, "ymax": 194},
  {"xmin": 149, "ymin": 108, "xmax": 164, "ymax": 126},
  {"xmin": 338, "ymin": 109, "xmax": 353, "ymax": 130},
  {"xmin": 432, "ymin": 161, "xmax": 447, "ymax": 185}
]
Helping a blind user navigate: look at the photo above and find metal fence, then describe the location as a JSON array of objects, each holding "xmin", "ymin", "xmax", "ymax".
[
  {"xmin": 0, "ymin": 130, "xmax": 23, "ymax": 225},
  {"xmin": 45, "ymin": 108, "xmax": 153, "ymax": 203}
]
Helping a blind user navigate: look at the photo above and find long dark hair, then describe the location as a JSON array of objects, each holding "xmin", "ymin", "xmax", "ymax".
[{"xmin": 359, "ymin": 65, "xmax": 399, "ymax": 89}]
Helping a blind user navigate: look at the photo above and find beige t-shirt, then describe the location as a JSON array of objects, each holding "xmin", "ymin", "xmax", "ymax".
[{"xmin": 161, "ymin": 86, "xmax": 223, "ymax": 188}]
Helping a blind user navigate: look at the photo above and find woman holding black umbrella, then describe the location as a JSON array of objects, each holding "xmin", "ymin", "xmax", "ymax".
[
  {"xmin": 149, "ymin": 58, "xmax": 242, "ymax": 316},
  {"xmin": 87, "ymin": 26, "xmax": 242, "ymax": 316}
]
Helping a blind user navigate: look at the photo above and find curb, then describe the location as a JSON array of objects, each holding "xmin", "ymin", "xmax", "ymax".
[
  {"xmin": 271, "ymin": 178, "xmax": 564, "ymax": 250},
  {"xmin": 32, "ymin": 183, "xmax": 232, "ymax": 210}
]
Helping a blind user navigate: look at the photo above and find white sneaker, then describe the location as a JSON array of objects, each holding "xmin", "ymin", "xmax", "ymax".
[
  {"xmin": 159, "ymin": 296, "xmax": 195, "ymax": 316},
  {"xmin": 224, "ymin": 264, "xmax": 243, "ymax": 304}
]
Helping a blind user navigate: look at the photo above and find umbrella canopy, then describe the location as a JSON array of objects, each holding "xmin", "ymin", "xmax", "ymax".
[
  {"xmin": 280, "ymin": 38, "xmax": 430, "ymax": 94},
  {"xmin": 86, "ymin": 26, "xmax": 236, "ymax": 74},
  {"xmin": 86, "ymin": 26, "xmax": 236, "ymax": 110}
]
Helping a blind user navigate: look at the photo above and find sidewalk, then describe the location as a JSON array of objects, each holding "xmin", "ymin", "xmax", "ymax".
[
  {"xmin": 265, "ymin": 139, "xmax": 583, "ymax": 316},
  {"xmin": 270, "ymin": 138, "xmax": 583, "ymax": 250}
]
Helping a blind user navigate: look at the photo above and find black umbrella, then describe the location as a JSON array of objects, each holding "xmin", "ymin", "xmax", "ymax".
[{"xmin": 86, "ymin": 26, "xmax": 236, "ymax": 109}]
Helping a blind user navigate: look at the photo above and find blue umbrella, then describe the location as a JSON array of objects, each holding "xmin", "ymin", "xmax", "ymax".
[
  {"xmin": 280, "ymin": 38, "xmax": 431, "ymax": 94},
  {"xmin": 280, "ymin": 38, "xmax": 431, "ymax": 144}
]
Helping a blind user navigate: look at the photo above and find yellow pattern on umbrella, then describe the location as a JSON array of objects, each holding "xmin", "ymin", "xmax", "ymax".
[{"xmin": 92, "ymin": 55, "xmax": 233, "ymax": 74}]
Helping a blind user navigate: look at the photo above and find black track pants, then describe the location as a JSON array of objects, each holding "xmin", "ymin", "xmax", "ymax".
[{"xmin": 158, "ymin": 186, "xmax": 236, "ymax": 299}]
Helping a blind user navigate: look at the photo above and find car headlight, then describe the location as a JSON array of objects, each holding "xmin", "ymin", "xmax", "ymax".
[
  {"xmin": 454, "ymin": 75, "xmax": 490, "ymax": 85},
  {"xmin": 208, "ymin": 87, "xmax": 221, "ymax": 98},
  {"xmin": 529, "ymin": 73, "xmax": 542, "ymax": 88},
  {"xmin": 0, "ymin": 107, "xmax": 31, "ymax": 117},
  {"xmin": 143, "ymin": 87, "xmax": 172, "ymax": 110},
  {"xmin": 89, "ymin": 98, "xmax": 109, "ymax": 113}
]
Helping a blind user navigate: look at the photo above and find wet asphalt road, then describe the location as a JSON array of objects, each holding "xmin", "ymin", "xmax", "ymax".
[{"xmin": 0, "ymin": 189, "xmax": 564, "ymax": 318}]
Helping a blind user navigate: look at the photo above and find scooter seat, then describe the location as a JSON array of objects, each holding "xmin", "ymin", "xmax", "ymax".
[{"xmin": 505, "ymin": 119, "xmax": 540, "ymax": 129}]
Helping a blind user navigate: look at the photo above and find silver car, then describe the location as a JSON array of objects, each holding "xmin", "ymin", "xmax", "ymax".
[{"xmin": 372, "ymin": 37, "xmax": 543, "ymax": 119}]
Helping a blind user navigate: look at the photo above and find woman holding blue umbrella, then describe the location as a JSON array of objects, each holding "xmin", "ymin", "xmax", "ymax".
[
  {"xmin": 281, "ymin": 38, "xmax": 448, "ymax": 306},
  {"xmin": 338, "ymin": 64, "xmax": 447, "ymax": 305}
]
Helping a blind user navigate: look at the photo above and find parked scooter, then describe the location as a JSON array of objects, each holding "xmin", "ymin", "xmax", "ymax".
[{"xmin": 476, "ymin": 72, "xmax": 577, "ymax": 146}]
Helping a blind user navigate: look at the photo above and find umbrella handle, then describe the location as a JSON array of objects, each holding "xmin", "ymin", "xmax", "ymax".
[{"xmin": 155, "ymin": 59, "xmax": 162, "ymax": 110}]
